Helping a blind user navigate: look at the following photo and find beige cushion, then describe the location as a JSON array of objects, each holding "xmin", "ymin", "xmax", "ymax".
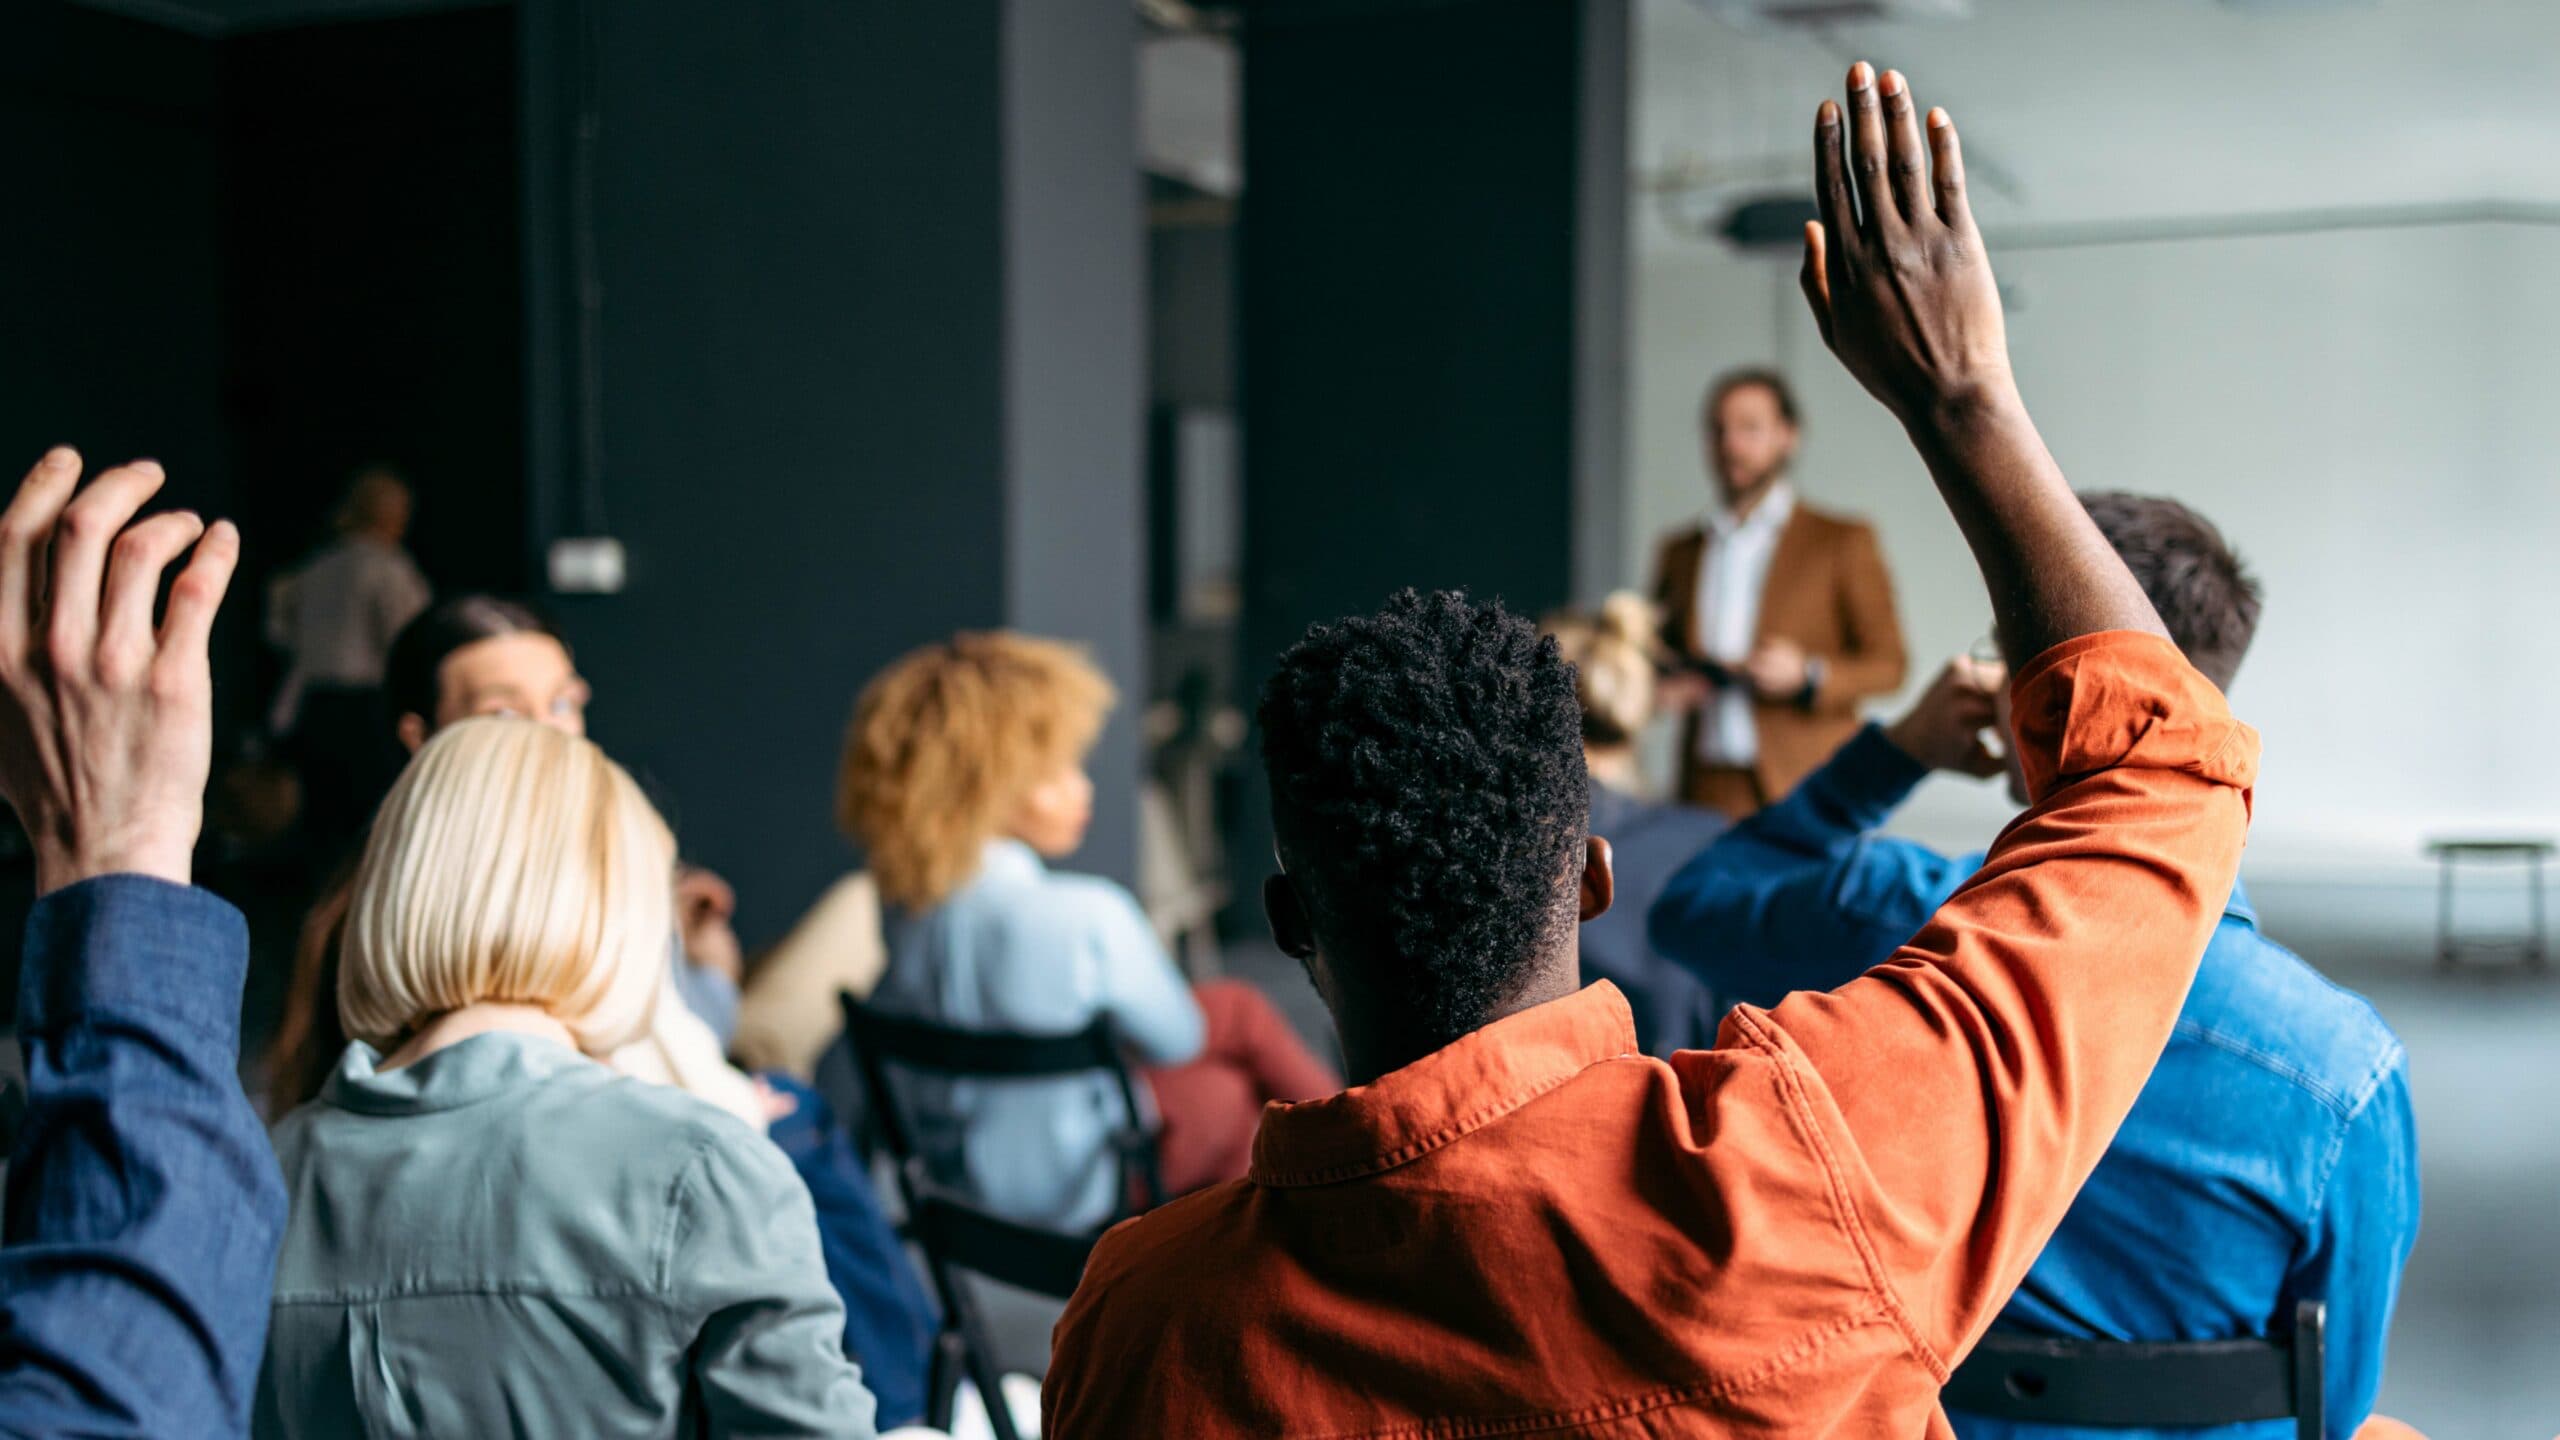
[{"xmin": 732, "ymin": 872, "xmax": 889, "ymax": 1078}]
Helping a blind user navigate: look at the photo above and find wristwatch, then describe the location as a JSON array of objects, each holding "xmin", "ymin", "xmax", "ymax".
[{"xmin": 1795, "ymin": 656, "xmax": 1827, "ymax": 711}]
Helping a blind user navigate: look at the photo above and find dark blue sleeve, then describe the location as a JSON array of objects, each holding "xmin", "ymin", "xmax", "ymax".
[
  {"xmin": 1647, "ymin": 725, "xmax": 1980, "ymax": 1011},
  {"xmin": 0, "ymin": 875, "xmax": 288, "ymax": 1440},
  {"xmin": 2294, "ymin": 1050, "xmax": 2420, "ymax": 1438},
  {"xmin": 760, "ymin": 1071, "xmax": 940, "ymax": 1430}
]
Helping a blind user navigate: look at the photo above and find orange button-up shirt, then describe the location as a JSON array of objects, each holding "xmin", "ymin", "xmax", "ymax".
[{"xmin": 1046, "ymin": 632, "xmax": 2259, "ymax": 1438}]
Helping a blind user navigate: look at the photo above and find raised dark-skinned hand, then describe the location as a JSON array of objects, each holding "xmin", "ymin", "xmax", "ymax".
[
  {"xmin": 0, "ymin": 449, "xmax": 240, "ymax": 896},
  {"xmin": 1799, "ymin": 62, "xmax": 2017, "ymax": 429}
]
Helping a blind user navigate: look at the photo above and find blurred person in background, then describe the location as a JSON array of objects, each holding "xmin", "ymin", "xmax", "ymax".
[
  {"xmin": 254, "ymin": 718, "xmax": 880, "ymax": 1437},
  {"xmin": 264, "ymin": 464, "xmax": 431, "ymax": 847},
  {"xmin": 1541, "ymin": 593, "xmax": 1726, "ymax": 1055},
  {"xmin": 839, "ymin": 632, "xmax": 1339, "ymax": 1233},
  {"xmin": 1650, "ymin": 369, "xmax": 1906, "ymax": 819}
]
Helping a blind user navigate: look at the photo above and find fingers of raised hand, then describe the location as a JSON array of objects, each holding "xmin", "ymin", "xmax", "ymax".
[
  {"xmin": 44, "ymin": 461, "xmax": 167, "ymax": 678},
  {"xmin": 1879, "ymin": 70, "xmax": 1932, "ymax": 227},
  {"xmin": 1799, "ymin": 222, "xmax": 1836, "ymax": 347},
  {"xmin": 0, "ymin": 449, "xmax": 82, "ymax": 659},
  {"xmin": 1844, "ymin": 62, "xmax": 1892, "ymax": 240},
  {"xmin": 98, "ymin": 511, "xmax": 207, "ymax": 686},
  {"xmin": 1813, "ymin": 99, "xmax": 1856, "ymax": 279},
  {"xmin": 1927, "ymin": 106, "xmax": 1970, "ymax": 231},
  {"xmin": 155, "ymin": 519, "xmax": 239, "ymax": 682}
]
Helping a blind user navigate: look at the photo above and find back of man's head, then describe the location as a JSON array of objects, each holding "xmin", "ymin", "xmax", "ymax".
[
  {"xmin": 2081, "ymin": 492, "xmax": 2263, "ymax": 692},
  {"xmin": 1258, "ymin": 589, "xmax": 1589, "ymax": 1049}
]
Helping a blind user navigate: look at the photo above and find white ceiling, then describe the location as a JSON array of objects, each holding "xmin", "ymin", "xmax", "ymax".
[
  {"xmin": 1637, "ymin": 0, "xmax": 2560, "ymax": 249},
  {"xmin": 65, "ymin": 0, "xmax": 496, "ymax": 38}
]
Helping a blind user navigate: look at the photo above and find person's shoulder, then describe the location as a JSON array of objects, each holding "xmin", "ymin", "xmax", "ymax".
[
  {"xmin": 1032, "ymin": 868, "xmax": 1157, "ymax": 940},
  {"xmin": 490, "ymin": 1061, "xmax": 780, "ymax": 1189},
  {"xmin": 1074, "ymin": 1180, "xmax": 1260, "ymax": 1317},
  {"xmin": 2177, "ymin": 922, "xmax": 2406, "ymax": 1118},
  {"xmin": 1654, "ymin": 524, "xmax": 1707, "ymax": 568}
]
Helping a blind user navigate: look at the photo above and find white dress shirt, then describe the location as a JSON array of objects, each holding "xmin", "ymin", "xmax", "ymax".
[
  {"xmin": 1694, "ymin": 482, "xmax": 1796, "ymax": 766},
  {"xmin": 264, "ymin": 535, "xmax": 431, "ymax": 732}
]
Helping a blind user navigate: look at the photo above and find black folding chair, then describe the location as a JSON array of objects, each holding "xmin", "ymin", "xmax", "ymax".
[
  {"xmin": 836, "ymin": 995, "xmax": 1167, "ymax": 1217},
  {"xmin": 901, "ymin": 1179, "xmax": 1098, "ymax": 1440},
  {"xmin": 836, "ymin": 994, "xmax": 1164, "ymax": 1435},
  {"xmin": 1943, "ymin": 1300, "xmax": 2326, "ymax": 1440}
]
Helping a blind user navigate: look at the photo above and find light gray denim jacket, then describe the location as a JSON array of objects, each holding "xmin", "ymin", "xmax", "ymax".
[{"xmin": 254, "ymin": 1032, "xmax": 878, "ymax": 1439}]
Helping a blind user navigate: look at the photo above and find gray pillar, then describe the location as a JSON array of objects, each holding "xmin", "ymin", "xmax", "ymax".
[{"xmin": 522, "ymin": 0, "xmax": 1143, "ymax": 941}]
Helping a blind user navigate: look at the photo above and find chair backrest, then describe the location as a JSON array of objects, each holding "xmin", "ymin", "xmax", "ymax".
[
  {"xmin": 838, "ymin": 993, "xmax": 1166, "ymax": 1211},
  {"xmin": 1943, "ymin": 1301, "xmax": 2325, "ymax": 1440},
  {"xmin": 908, "ymin": 1182, "xmax": 1100, "ymax": 1300}
]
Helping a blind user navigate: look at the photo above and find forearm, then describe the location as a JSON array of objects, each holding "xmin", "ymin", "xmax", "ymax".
[
  {"xmin": 0, "ymin": 877, "xmax": 287, "ymax": 1438},
  {"xmin": 1651, "ymin": 730, "xmax": 1941, "ymax": 1004},
  {"xmin": 1907, "ymin": 389, "xmax": 2165, "ymax": 666}
]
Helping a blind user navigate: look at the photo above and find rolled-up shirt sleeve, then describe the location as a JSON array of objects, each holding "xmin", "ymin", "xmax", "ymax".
[
  {"xmin": 1732, "ymin": 632, "xmax": 2259, "ymax": 1372},
  {"xmin": 0, "ymin": 876, "xmax": 289, "ymax": 1440}
]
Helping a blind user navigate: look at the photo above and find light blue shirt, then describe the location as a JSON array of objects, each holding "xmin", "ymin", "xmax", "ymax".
[{"xmin": 863, "ymin": 839, "xmax": 1204, "ymax": 1232}]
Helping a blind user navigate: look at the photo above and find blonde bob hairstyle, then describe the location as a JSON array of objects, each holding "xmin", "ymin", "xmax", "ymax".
[
  {"xmin": 838, "ymin": 631, "xmax": 1114, "ymax": 910},
  {"xmin": 338, "ymin": 716, "xmax": 674, "ymax": 1056},
  {"xmin": 1543, "ymin": 592, "xmax": 1664, "ymax": 748}
]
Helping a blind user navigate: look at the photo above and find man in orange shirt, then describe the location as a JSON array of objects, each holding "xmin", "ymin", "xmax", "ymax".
[{"xmin": 1045, "ymin": 63, "xmax": 2259, "ymax": 1438}]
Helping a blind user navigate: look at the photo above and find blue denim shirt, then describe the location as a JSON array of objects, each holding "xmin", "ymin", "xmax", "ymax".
[
  {"xmin": 1650, "ymin": 726, "xmax": 2420, "ymax": 1440},
  {"xmin": 1, "ymin": 876, "xmax": 287, "ymax": 1439}
]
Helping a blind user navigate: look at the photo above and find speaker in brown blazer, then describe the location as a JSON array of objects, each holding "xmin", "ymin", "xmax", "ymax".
[{"xmin": 1651, "ymin": 503, "xmax": 1907, "ymax": 814}]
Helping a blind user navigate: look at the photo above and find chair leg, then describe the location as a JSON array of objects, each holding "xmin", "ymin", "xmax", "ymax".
[
  {"xmin": 2531, "ymin": 856, "xmax": 2549, "ymax": 970},
  {"xmin": 2437, "ymin": 859, "xmax": 2456, "ymax": 969},
  {"xmin": 925, "ymin": 1329, "xmax": 966, "ymax": 1431}
]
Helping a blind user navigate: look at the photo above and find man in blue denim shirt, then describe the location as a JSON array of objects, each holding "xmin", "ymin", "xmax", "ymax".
[
  {"xmin": 1651, "ymin": 493, "xmax": 2418, "ymax": 1440},
  {"xmin": 0, "ymin": 448, "xmax": 286, "ymax": 1439}
]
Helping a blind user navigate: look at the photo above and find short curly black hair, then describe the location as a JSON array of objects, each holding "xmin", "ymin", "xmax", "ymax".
[{"xmin": 1258, "ymin": 589, "xmax": 1589, "ymax": 1047}]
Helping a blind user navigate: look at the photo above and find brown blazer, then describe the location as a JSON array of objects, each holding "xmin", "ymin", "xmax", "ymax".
[{"xmin": 1652, "ymin": 503, "xmax": 1907, "ymax": 809}]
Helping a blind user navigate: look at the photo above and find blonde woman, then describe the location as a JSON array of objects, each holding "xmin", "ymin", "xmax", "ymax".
[
  {"xmin": 1542, "ymin": 594, "xmax": 1728, "ymax": 1055},
  {"xmin": 841, "ymin": 632, "xmax": 1338, "ymax": 1233},
  {"xmin": 254, "ymin": 718, "xmax": 879, "ymax": 1438}
]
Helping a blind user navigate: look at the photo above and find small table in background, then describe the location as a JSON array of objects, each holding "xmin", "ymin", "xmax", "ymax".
[{"xmin": 2425, "ymin": 838, "xmax": 2555, "ymax": 971}]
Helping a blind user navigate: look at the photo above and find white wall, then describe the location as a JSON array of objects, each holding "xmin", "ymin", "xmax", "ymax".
[{"xmin": 1625, "ymin": 221, "xmax": 2560, "ymax": 900}]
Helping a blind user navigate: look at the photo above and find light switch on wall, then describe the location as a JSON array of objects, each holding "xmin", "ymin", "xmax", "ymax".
[{"xmin": 547, "ymin": 537, "xmax": 627, "ymax": 594}]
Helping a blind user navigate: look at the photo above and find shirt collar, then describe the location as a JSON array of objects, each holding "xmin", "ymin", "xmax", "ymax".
[
  {"xmin": 1249, "ymin": 982, "xmax": 1639, "ymax": 1188},
  {"xmin": 320, "ymin": 1030, "xmax": 596, "ymax": 1116},
  {"xmin": 975, "ymin": 836, "xmax": 1046, "ymax": 885},
  {"xmin": 2223, "ymin": 877, "xmax": 2257, "ymax": 928},
  {"xmin": 1708, "ymin": 480, "xmax": 1795, "ymax": 539}
]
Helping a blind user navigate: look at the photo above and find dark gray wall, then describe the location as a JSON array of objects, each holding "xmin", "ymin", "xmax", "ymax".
[
  {"xmin": 0, "ymin": 6, "xmax": 234, "ymax": 718},
  {"xmin": 220, "ymin": 7, "xmax": 526, "ymax": 607},
  {"xmin": 0, "ymin": 4, "xmax": 226, "ymax": 1014},
  {"xmin": 1241, "ymin": 0, "xmax": 1590, "ymax": 658},
  {"xmin": 1232, "ymin": 0, "xmax": 1625, "ymax": 912},
  {"xmin": 522, "ymin": 0, "xmax": 1143, "ymax": 943}
]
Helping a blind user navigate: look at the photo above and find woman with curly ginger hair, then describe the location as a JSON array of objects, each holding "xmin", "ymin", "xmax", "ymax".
[{"xmin": 841, "ymin": 631, "xmax": 1338, "ymax": 1233}]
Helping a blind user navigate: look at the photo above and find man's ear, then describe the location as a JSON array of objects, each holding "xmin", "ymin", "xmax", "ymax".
[
  {"xmin": 395, "ymin": 712, "xmax": 429, "ymax": 755},
  {"xmin": 1263, "ymin": 872, "xmax": 1316, "ymax": 960},
  {"xmin": 1579, "ymin": 835, "xmax": 1615, "ymax": 923}
]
